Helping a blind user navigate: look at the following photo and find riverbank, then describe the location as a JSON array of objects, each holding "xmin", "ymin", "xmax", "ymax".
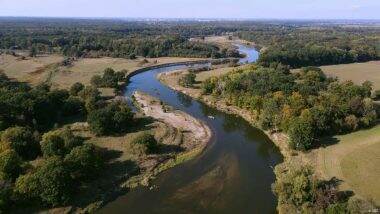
[
  {"xmin": 158, "ymin": 69, "xmax": 297, "ymax": 160},
  {"xmin": 132, "ymin": 91, "xmax": 212, "ymax": 171}
]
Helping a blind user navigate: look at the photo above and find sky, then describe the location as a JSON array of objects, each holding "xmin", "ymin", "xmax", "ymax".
[{"xmin": 0, "ymin": 0, "xmax": 379, "ymax": 19}]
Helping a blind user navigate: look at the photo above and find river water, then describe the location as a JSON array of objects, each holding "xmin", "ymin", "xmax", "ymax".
[{"xmin": 99, "ymin": 45, "xmax": 282, "ymax": 214}]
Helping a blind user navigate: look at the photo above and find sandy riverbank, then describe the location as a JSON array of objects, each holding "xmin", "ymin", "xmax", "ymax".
[{"xmin": 132, "ymin": 91, "xmax": 212, "ymax": 171}]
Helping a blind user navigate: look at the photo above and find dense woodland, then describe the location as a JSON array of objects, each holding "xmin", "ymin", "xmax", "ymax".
[
  {"xmin": 1, "ymin": 18, "xmax": 379, "ymax": 65},
  {"xmin": 0, "ymin": 18, "xmax": 243, "ymax": 59},
  {"xmin": 237, "ymin": 26, "xmax": 380, "ymax": 68},
  {"xmin": 202, "ymin": 65, "xmax": 377, "ymax": 150},
  {"xmin": 0, "ymin": 68, "xmax": 159, "ymax": 211}
]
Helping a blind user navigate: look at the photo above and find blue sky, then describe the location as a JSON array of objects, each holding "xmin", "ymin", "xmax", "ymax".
[{"xmin": 0, "ymin": 0, "xmax": 379, "ymax": 19}]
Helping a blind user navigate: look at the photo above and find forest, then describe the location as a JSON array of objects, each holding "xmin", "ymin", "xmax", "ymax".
[
  {"xmin": 0, "ymin": 18, "xmax": 242, "ymax": 59},
  {"xmin": 2, "ymin": 18, "xmax": 379, "ymax": 66},
  {"xmin": 0, "ymin": 69, "xmax": 158, "ymax": 211},
  {"xmin": 201, "ymin": 65, "xmax": 377, "ymax": 150},
  {"xmin": 237, "ymin": 26, "xmax": 380, "ymax": 68}
]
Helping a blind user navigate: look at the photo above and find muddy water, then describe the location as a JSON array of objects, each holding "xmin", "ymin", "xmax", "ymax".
[{"xmin": 99, "ymin": 46, "xmax": 282, "ymax": 214}]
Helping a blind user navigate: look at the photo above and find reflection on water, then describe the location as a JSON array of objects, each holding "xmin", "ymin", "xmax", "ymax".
[
  {"xmin": 176, "ymin": 92, "xmax": 193, "ymax": 108},
  {"xmin": 99, "ymin": 45, "xmax": 282, "ymax": 214}
]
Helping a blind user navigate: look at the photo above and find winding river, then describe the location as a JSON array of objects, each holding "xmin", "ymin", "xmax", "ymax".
[{"xmin": 99, "ymin": 45, "xmax": 282, "ymax": 213}]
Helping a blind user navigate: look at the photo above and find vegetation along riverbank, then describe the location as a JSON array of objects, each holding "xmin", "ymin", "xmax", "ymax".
[{"xmin": 159, "ymin": 60, "xmax": 380, "ymax": 212}]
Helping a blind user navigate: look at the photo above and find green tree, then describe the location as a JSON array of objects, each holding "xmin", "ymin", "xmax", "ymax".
[
  {"xmin": 15, "ymin": 157, "xmax": 74, "ymax": 206},
  {"xmin": 69, "ymin": 82, "xmax": 84, "ymax": 96},
  {"xmin": 40, "ymin": 129, "xmax": 83, "ymax": 157},
  {"xmin": 288, "ymin": 117, "xmax": 315, "ymax": 150},
  {"xmin": 1, "ymin": 126, "xmax": 40, "ymax": 160},
  {"xmin": 131, "ymin": 133, "xmax": 158, "ymax": 154},
  {"xmin": 178, "ymin": 72, "xmax": 196, "ymax": 88},
  {"xmin": 0, "ymin": 149, "xmax": 22, "ymax": 181},
  {"xmin": 64, "ymin": 144, "xmax": 103, "ymax": 180}
]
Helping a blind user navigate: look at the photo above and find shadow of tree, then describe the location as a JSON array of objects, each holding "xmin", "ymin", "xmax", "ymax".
[{"xmin": 158, "ymin": 144, "xmax": 185, "ymax": 154}]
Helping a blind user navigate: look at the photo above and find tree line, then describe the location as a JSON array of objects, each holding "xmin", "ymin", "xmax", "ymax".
[{"xmin": 237, "ymin": 26, "xmax": 380, "ymax": 68}]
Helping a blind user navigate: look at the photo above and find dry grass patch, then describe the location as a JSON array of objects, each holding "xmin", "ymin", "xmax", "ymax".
[
  {"xmin": 295, "ymin": 61, "xmax": 380, "ymax": 91},
  {"xmin": 50, "ymin": 57, "xmax": 200, "ymax": 89},
  {"xmin": 0, "ymin": 54, "xmax": 63, "ymax": 85}
]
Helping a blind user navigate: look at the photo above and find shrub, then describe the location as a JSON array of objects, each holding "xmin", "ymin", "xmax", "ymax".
[
  {"xmin": 131, "ymin": 133, "xmax": 158, "ymax": 154},
  {"xmin": 69, "ymin": 82, "xmax": 84, "ymax": 96},
  {"xmin": 40, "ymin": 129, "xmax": 83, "ymax": 157},
  {"xmin": 201, "ymin": 77, "xmax": 218, "ymax": 95},
  {"xmin": 64, "ymin": 144, "xmax": 103, "ymax": 180},
  {"xmin": 1, "ymin": 126, "xmax": 40, "ymax": 160},
  {"xmin": 178, "ymin": 72, "xmax": 196, "ymax": 88},
  {"xmin": 15, "ymin": 157, "xmax": 74, "ymax": 206},
  {"xmin": 0, "ymin": 149, "xmax": 22, "ymax": 181}
]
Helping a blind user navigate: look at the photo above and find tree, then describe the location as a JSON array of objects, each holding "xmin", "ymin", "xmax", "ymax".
[
  {"xmin": 178, "ymin": 72, "xmax": 196, "ymax": 88},
  {"xmin": 131, "ymin": 133, "xmax": 158, "ymax": 154},
  {"xmin": 15, "ymin": 157, "xmax": 74, "ymax": 206},
  {"xmin": 64, "ymin": 144, "xmax": 103, "ymax": 180},
  {"xmin": 0, "ymin": 149, "xmax": 22, "ymax": 181},
  {"xmin": 69, "ymin": 82, "xmax": 84, "ymax": 96},
  {"xmin": 29, "ymin": 45, "xmax": 37, "ymax": 57},
  {"xmin": 0, "ymin": 180, "xmax": 13, "ymax": 212},
  {"xmin": 62, "ymin": 96, "xmax": 85, "ymax": 116},
  {"xmin": 40, "ymin": 129, "xmax": 83, "ymax": 157},
  {"xmin": 274, "ymin": 166, "xmax": 318, "ymax": 208},
  {"xmin": 288, "ymin": 117, "xmax": 315, "ymax": 150},
  {"xmin": 87, "ymin": 101, "xmax": 134, "ymax": 136},
  {"xmin": 0, "ymin": 126, "xmax": 40, "ymax": 160}
]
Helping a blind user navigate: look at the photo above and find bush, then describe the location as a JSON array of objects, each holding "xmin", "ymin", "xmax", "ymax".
[
  {"xmin": 288, "ymin": 117, "xmax": 315, "ymax": 150},
  {"xmin": 40, "ymin": 129, "xmax": 83, "ymax": 157},
  {"xmin": 87, "ymin": 101, "xmax": 134, "ymax": 136},
  {"xmin": 201, "ymin": 77, "xmax": 218, "ymax": 95},
  {"xmin": 69, "ymin": 82, "xmax": 84, "ymax": 96},
  {"xmin": 15, "ymin": 157, "xmax": 74, "ymax": 206},
  {"xmin": 64, "ymin": 144, "xmax": 103, "ymax": 180},
  {"xmin": 0, "ymin": 149, "xmax": 22, "ymax": 181},
  {"xmin": 0, "ymin": 126, "xmax": 40, "ymax": 160},
  {"xmin": 131, "ymin": 133, "xmax": 158, "ymax": 154},
  {"xmin": 178, "ymin": 72, "xmax": 196, "ymax": 88}
]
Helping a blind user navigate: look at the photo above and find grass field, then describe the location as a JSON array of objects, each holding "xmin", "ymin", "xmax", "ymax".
[
  {"xmin": 0, "ymin": 54, "xmax": 63, "ymax": 85},
  {"xmin": 310, "ymin": 124, "xmax": 380, "ymax": 205},
  {"xmin": 0, "ymin": 53, "xmax": 200, "ymax": 89},
  {"xmin": 320, "ymin": 61, "xmax": 380, "ymax": 91}
]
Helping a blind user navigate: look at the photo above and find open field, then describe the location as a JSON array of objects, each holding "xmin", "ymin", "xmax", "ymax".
[
  {"xmin": 308, "ymin": 124, "xmax": 380, "ymax": 205},
  {"xmin": 0, "ymin": 54, "xmax": 63, "ymax": 85},
  {"xmin": 51, "ymin": 57, "xmax": 201, "ymax": 89},
  {"xmin": 293, "ymin": 61, "xmax": 380, "ymax": 91},
  {"xmin": 0, "ymin": 53, "xmax": 200, "ymax": 89}
]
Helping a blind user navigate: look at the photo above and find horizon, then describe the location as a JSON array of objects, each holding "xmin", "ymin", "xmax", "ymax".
[{"xmin": 1, "ymin": 0, "xmax": 380, "ymax": 20}]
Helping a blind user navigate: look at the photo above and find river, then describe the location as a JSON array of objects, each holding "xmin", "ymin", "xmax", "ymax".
[{"xmin": 99, "ymin": 45, "xmax": 282, "ymax": 214}]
